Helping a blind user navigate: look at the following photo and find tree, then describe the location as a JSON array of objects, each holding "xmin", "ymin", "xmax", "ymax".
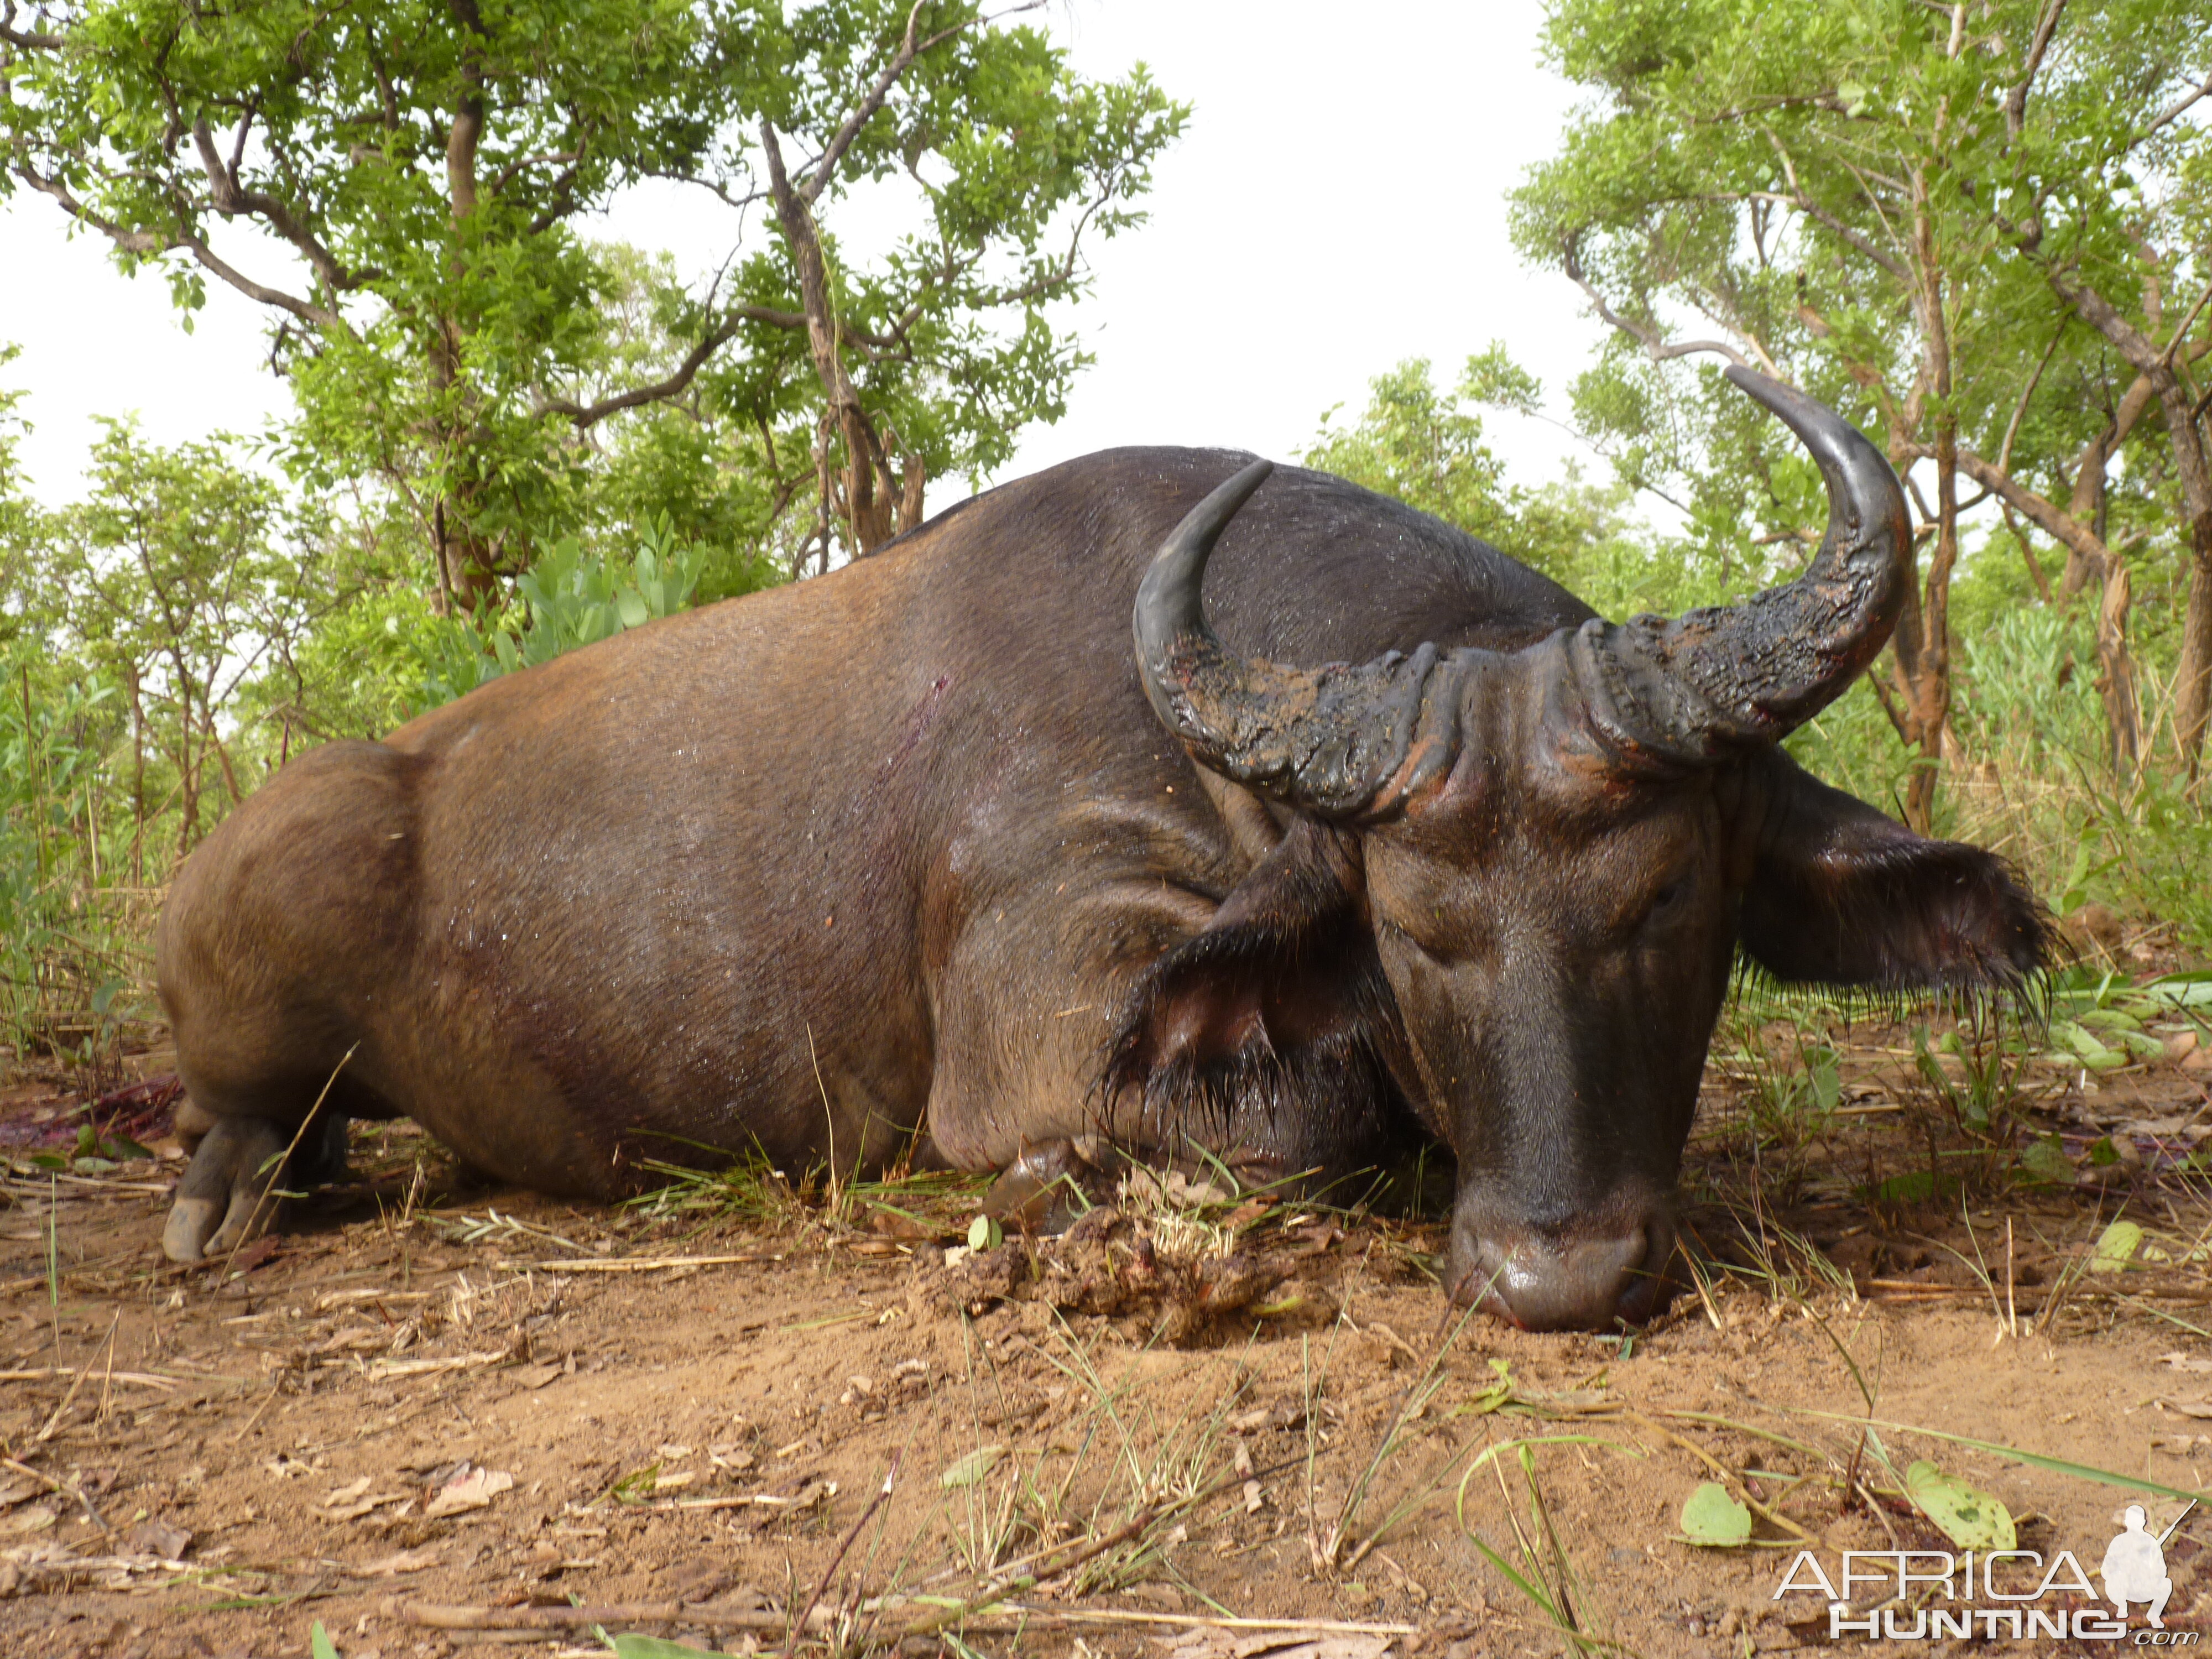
[
  {"xmin": 1512, "ymin": 0, "xmax": 2212, "ymax": 821},
  {"xmin": 1301, "ymin": 353, "xmax": 1669, "ymax": 622},
  {"xmin": 53, "ymin": 423, "xmax": 317, "ymax": 865},
  {"xmin": 1, "ymin": 1, "xmax": 1184, "ymax": 607},
  {"xmin": 0, "ymin": 346, "xmax": 34, "ymax": 640}
]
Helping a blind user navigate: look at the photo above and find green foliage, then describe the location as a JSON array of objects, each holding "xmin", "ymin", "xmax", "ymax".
[
  {"xmin": 1514, "ymin": 0, "xmax": 2212, "ymax": 827},
  {"xmin": 1304, "ymin": 358, "xmax": 1520, "ymax": 546},
  {"xmin": 48, "ymin": 421, "xmax": 325, "ymax": 849},
  {"xmin": 1, "ymin": 1, "xmax": 1187, "ymax": 596},
  {"xmin": 1301, "ymin": 354, "xmax": 1666, "ymax": 615},
  {"xmin": 0, "ymin": 348, "xmax": 34, "ymax": 629},
  {"xmin": 413, "ymin": 516, "xmax": 714, "ymax": 706},
  {"xmin": 0, "ymin": 644, "xmax": 139, "ymax": 1061}
]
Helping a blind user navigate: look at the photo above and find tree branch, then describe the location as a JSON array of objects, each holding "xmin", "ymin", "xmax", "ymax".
[
  {"xmin": 0, "ymin": 0, "xmax": 61, "ymax": 49},
  {"xmin": 536, "ymin": 304, "xmax": 812, "ymax": 427},
  {"xmin": 2163, "ymin": 276, "xmax": 2212, "ymax": 369},
  {"xmin": 2003, "ymin": 0, "xmax": 2066, "ymax": 138},
  {"xmin": 490, "ymin": 148, "xmax": 582, "ymax": 197},
  {"xmin": 1758, "ymin": 132, "xmax": 1910, "ymax": 280},
  {"xmin": 1561, "ymin": 234, "xmax": 1767, "ymax": 373},
  {"xmin": 2142, "ymin": 64, "xmax": 2212, "ymax": 142},
  {"xmin": 799, "ymin": 1, "xmax": 1042, "ymax": 208},
  {"xmin": 648, "ymin": 168, "xmax": 771, "ymax": 212},
  {"xmin": 11, "ymin": 160, "xmax": 351, "ymax": 331},
  {"xmin": 1997, "ymin": 322, "xmax": 2065, "ymax": 474},
  {"xmin": 186, "ymin": 117, "xmax": 366, "ymax": 293},
  {"xmin": 1727, "ymin": 187, "xmax": 1909, "ymax": 281},
  {"xmin": 1917, "ymin": 440, "xmax": 2107, "ymax": 569},
  {"xmin": 445, "ymin": 0, "xmax": 487, "ymax": 222}
]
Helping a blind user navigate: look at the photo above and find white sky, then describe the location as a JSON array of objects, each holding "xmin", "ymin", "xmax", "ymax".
[{"xmin": 1, "ymin": 1, "xmax": 1609, "ymax": 510}]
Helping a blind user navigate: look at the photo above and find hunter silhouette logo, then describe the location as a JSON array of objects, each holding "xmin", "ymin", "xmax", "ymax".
[
  {"xmin": 2103, "ymin": 1501, "xmax": 2191, "ymax": 1630},
  {"xmin": 1772, "ymin": 1495, "xmax": 2200, "ymax": 1642}
]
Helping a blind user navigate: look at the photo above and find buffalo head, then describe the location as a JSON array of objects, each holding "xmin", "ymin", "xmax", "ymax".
[{"xmin": 1129, "ymin": 369, "xmax": 2047, "ymax": 1330}]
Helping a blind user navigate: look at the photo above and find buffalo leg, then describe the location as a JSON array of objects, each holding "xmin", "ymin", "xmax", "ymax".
[{"xmin": 161, "ymin": 1110, "xmax": 351, "ymax": 1264}]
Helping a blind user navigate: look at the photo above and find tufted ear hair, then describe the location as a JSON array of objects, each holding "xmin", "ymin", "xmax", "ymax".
[
  {"xmin": 1738, "ymin": 758, "xmax": 2052, "ymax": 993},
  {"xmin": 1099, "ymin": 818, "xmax": 1410, "ymax": 1167}
]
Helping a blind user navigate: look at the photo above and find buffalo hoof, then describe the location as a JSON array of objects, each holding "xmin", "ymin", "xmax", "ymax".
[
  {"xmin": 983, "ymin": 1140, "xmax": 1117, "ymax": 1235},
  {"xmin": 160, "ymin": 1111, "xmax": 350, "ymax": 1264}
]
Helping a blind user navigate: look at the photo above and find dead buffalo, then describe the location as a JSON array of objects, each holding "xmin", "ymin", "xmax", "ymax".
[{"xmin": 155, "ymin": 369, "xmax": 2046, "ymax": 1329}]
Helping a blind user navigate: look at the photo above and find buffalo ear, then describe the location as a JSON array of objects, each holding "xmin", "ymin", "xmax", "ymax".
[
  {"xmin": 1738, "ymin": 760, "xmax": 2052, "ymax": 992},
  {"xmin": 1100, "ymin": 818, "xmax": 1406, "ymax": 1154}
]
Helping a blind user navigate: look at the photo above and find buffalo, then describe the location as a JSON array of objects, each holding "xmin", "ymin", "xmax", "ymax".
[{"xmin": 155, "ymin": 368, "xmax": 2047, "ymax": 1329}]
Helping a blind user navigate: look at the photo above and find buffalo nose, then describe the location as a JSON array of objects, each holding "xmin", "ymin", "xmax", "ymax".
[{"xmin": 1449, "ymin": 1212, "xmax": 1676, "ymax": 1331}]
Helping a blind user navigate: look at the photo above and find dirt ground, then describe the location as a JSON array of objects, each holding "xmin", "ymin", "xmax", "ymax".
[{"xmin": 6, "ymin": 991, "xmax": 2212, "ymax": 1659}]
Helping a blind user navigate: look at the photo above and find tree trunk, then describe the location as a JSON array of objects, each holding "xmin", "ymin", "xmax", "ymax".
[
  {"xmin": 1902, "ymin": 431, "xmax": 1960, "ymax": 835},
  {"xmin": 124, "ymin": 659, "xmax": 145, "ymax": 886},
  {"xmin": 761, "ymin": 121, "xmax": 923, "ymax": 560},
  {"xmin": 2169, "ymin": 424, "xmax": 2212, "ymax": 768},
  {"xmin": 430, "ymin": 0, "xmax": 503, "ymax": 616},
  {"xmin": 2041, "ymin": 269, "xmax": 2212, "ymax": 768},
  {"xmin": 1889, "ymin": 177, "xmax": 1957, "ymax": 836},
  {"xmin": 2095, "ymin": 554, "xmax": 2141, "ymax": 773}
]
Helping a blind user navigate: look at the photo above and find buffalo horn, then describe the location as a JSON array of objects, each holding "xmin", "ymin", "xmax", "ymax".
[
  {"xmin": 1131, "ymin": 460, "xmax": 1455, "ymax": 818},
  {"xmin": 1573, "ymin": 366, "xmax": 1912, "ymax": 761}
]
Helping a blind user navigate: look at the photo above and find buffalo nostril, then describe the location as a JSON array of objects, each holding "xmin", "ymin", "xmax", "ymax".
[{"xmin": 1456, "ymin": 1228, "xmax": 1666, "ymax": 1332}]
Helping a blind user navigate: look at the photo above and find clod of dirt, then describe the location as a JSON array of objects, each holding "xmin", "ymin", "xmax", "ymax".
[{"xmin": 908, "ymin": 1219, "xmax": 1339, "ymax": 1343}]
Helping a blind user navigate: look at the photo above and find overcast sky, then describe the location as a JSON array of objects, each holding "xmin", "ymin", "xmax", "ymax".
[{"xmin": 2, "ymin": 1, "xmax": 1611, "ymax": 510}]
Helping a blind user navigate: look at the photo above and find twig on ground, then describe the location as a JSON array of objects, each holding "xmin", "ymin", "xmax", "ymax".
[
  {"xmin": 535, "ymin": 1253, "xmax": 780, "ymax": 1272},
  {"xmin": 34, "ymin": 1308, "xmax": 118, "ymax": 1443},
  {"xmin": 787, "ymin": 1452, "xmax": 899, "ymax": 1658},
  {"xmin": 395, "ymin": 1598, "xmax": 1417, "ymax": 1637},
  {"xmin": 3, "ymin": 1455, "xmax": 111, "ymax": 1534}
]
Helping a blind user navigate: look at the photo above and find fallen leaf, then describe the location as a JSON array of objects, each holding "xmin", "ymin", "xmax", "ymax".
[
  {"xmin": 611, "ymin": 1637, "xmax": 737, "ymax": 1659},
  {"xmin": 1678, "ymin": 1481, "xmax": 1752, "ymax": 1548},
  {"xmin": 2160, "ymin": 1399, "xmax": 2212, "ymax": 1420},
  {"xmin": 6, "ymin": 1505, "xmax": 58, "ymax": 1535},
  {"xmin": 1904, "ymin": 1460, "xmax": 2016, "ymax": 1551},
  {"xmin": 940, "ymin": 1446, "xmax": 1005, "ymax": 1489},
  {"xmin": 324, "ymin": 1492, "xmax": 406, "ymax": 1522},
  {"xmin": 2090, "ymin": 1219, "xmax": 2144, "ymax": 1274},
  {"xmin": 124, "ymin": 1520, "xmax": 190, "ymax": 1560},
  {"xmin": 228, "ymin": 1237, "xmax": 281, "ymax": 1274},
  {"xmin": 323, "ymin": 1477, "xmax": 373, "ymax": 1506},
  {"xmin": 512, "ymin": 1362, "xmax": 562, "ymax": 1390},
  {"xmin": 423, "ymin": 1467, "xmax": 514, "ymax": 1519},
  {"xmin": 354, "ymin": 1547, "xmax": 441, "ymax": 1576},
  {"xmin": 2162, "ymin": 1354, "xmax": 2212, "ymax": 1374}
]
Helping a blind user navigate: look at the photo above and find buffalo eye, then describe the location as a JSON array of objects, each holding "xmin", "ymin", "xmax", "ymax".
[
  {"xmin": 1378, "ymin": 913, "xmax": 1456, "ymax": 966},
  {"xmin": 1643, "ymin": 877, "xmax": 1690, "ymax": 927}
]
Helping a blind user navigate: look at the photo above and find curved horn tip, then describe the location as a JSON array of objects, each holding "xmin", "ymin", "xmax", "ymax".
[
  {"xmin": 1201, "ymin": 457, "xmax": 1276, "ymax": 526},
  {"xmin": 1135, "ymin": 457, "xmax": 1276, "ymax": 629},
  {"xmin": 1721, "ymin": 362, "xmax": 1811, "ymax": 422}
]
